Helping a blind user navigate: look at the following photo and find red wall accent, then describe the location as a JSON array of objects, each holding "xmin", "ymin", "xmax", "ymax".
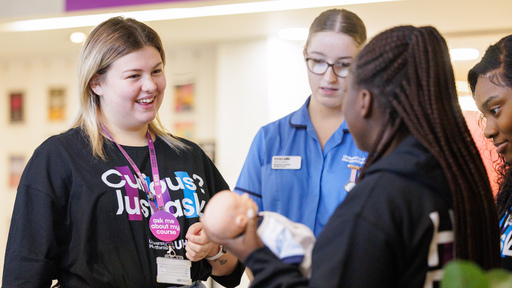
[{"xmin": 463, "ymin": 110, "xmax": 499, "ymax": 196}]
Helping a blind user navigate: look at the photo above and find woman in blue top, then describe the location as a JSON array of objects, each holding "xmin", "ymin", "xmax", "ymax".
[
  {"xmin": 234, "ymin": 9, "xmax": 368, "ymax": 236},
  {"xmin": 469, "ymin": 34, "xmax": 512, "ymax": 271}
]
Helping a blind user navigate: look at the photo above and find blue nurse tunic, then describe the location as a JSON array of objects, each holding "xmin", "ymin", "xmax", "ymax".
[{"xmin": 234, "ymin": 97, "xmax": 367, "ymax": 236}]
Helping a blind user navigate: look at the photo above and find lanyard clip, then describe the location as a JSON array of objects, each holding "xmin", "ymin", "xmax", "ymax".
[{"xmin": 165, "ymin": 243, "xmax": 183, "ymax": 260}]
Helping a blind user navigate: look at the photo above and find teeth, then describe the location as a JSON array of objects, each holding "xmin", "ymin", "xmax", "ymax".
[{"xmin": 137, "ymin": 97, "xmax": 154, "ymax": 104}]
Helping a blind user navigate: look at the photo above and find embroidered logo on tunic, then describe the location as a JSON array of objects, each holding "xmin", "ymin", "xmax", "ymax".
[{"xmin": 341, "ymin": 155, "xmax": 366, "ymax": 165}]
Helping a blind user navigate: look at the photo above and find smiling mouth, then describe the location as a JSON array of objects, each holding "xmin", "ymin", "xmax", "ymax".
[
  {"xmin": 496, "ymin": 142, "xmax": 508, "ymax": 154},
  {"xmin": 136, "ymin": 97, "xmax": 155, "ymax": 104}
]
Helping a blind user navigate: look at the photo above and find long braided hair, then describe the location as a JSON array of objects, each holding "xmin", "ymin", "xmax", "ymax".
[
  {"xmin": 468, "ymin": 34, "xmax": 512, "ymax": 221},
  {"xmin": 352, "ymin": 26, "xmax": 500, "ymax": 269}
]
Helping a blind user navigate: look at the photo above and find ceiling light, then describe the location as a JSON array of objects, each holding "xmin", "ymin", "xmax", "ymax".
[
  {"xmin": 0, "ymin": 0, "xmax": 401, "ymax": 32},
  {"xmin": 450, "ymin": 48, "xmax": 480, "ymax": 61},
  {"xmin": 70, "ymin": 32, "xmax": 86, "ymax": 43}
]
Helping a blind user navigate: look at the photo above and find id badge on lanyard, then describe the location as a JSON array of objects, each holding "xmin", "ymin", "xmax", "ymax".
[
  {"xmin": 157, "ymin": 245, "xmax": 192, "ymax": 285},
  {"xmin": 150, "ymin": 211, "xmax": 191, "ymax": 285},
  {"xmin": 157, "ymin": 257, "xmax": 191, "ymax": 285},
  {"xmin": 103, "ymin": 125, "xmax": 191, "ymax": 285}
]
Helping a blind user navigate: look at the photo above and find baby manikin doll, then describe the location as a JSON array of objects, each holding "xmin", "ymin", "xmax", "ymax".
[{"xmin": 201, "ymin": 190, "xmax": 315, "ymax": 277}]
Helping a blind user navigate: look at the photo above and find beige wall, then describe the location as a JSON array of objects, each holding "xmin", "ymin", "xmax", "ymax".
[{"xmin": 0, "ymin": 55, "xmax": 79, "ymax": 281}]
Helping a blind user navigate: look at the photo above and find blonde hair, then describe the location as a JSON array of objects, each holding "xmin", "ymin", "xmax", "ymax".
[
  {"xmin": 72, "ymin": 16, "xmax": 186, "ymax": 159},
  {"xmin": 305, "ymin": 9, "xmax": 367, "ymax": 50}
]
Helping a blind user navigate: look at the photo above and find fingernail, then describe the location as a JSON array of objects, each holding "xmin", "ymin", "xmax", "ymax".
[{"xmin": 247, "ymin": 209, "xmax": 255, "ymax": 219}]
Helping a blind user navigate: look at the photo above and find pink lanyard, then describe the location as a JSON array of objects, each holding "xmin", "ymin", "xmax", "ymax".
[{"xmin": 102, "ymin": 125, "xmax": 165, "ymax": 211}]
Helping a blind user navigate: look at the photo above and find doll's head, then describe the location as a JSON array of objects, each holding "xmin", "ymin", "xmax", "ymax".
[{"xmin": 202, "ymin": 190, "xmax": 258, "ymax": 240}]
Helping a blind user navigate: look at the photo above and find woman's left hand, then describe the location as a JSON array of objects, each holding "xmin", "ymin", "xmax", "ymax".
[{"xmin": 185, "ymin": 222, "xmax": 218, "ymax": 262}]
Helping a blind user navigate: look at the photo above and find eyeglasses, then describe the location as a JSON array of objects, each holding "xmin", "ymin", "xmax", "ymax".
[{"xmin": 305, "ymin": 56, "xmax": 351, "ymax": 78}]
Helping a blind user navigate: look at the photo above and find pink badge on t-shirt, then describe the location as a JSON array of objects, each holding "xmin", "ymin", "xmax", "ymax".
[{"xmin": 149, "ymin": 210, "xmax": 181, "ymax": 242}]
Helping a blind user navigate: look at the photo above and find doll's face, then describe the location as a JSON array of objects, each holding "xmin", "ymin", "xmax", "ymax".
[
  {"xmin": 236, "ymin": 193, "xmax": 258, "ymax": 214},
  {"xmin": 202, "ymin": 191, "xmax": 258, "ymax": 240}
]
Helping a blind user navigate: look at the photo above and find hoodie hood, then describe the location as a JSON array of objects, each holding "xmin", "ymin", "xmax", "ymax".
[{"xmin": 363, "ymin": 135, "xmax": 452, "ymax": 206}]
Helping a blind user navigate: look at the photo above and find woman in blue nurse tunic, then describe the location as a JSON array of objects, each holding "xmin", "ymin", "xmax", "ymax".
[{"xmin": 234, "ymin": 9, "xmax": 368, "ymax": 236}]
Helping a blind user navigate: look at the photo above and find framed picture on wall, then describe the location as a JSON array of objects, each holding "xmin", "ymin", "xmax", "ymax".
[
  {"xmin": 174, "ymin": 83, "xmax": 195, "ymax": 113},
  {"xmin": 9, "ymin": 92, "xmax": 24, "ymax": 123},
  {"xmin": 48, "ymin": 87, "xmax": 66, "ymax": 121},
  {"xmin": 174, "ymin": 122, "xmax": 195, "ymax": 140},
  {"xmin": 8, "ymin": 155, "xmax": 25, "ymax": 189}
]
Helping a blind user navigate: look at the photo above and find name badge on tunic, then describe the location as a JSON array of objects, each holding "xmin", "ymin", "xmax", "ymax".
[{"xmin": 272, "ymin": 156, "xmax": 301, "ymax": 170}]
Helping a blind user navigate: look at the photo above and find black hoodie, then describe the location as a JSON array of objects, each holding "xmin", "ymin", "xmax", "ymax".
[{"xmin": 246, "ymin": 135, "xmax": 454, "ymax": 288}]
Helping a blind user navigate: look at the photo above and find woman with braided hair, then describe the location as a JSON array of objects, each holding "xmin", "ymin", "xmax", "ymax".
[
  {"xmin": 204, "ymin": 25, "xmax": 501, "ymax": 288},
  {"xmin": 469, "ymin": 34, "xmax": 512, "ymax": 271},
  {"xmin": 234, "ymin": 8, "xmax": 368, "ymax": 237}
]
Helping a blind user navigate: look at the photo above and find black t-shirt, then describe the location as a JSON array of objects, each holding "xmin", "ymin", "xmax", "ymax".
[{"xmin": 3, "ymin": 127, "xmax": 242, "ymax": 288}]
